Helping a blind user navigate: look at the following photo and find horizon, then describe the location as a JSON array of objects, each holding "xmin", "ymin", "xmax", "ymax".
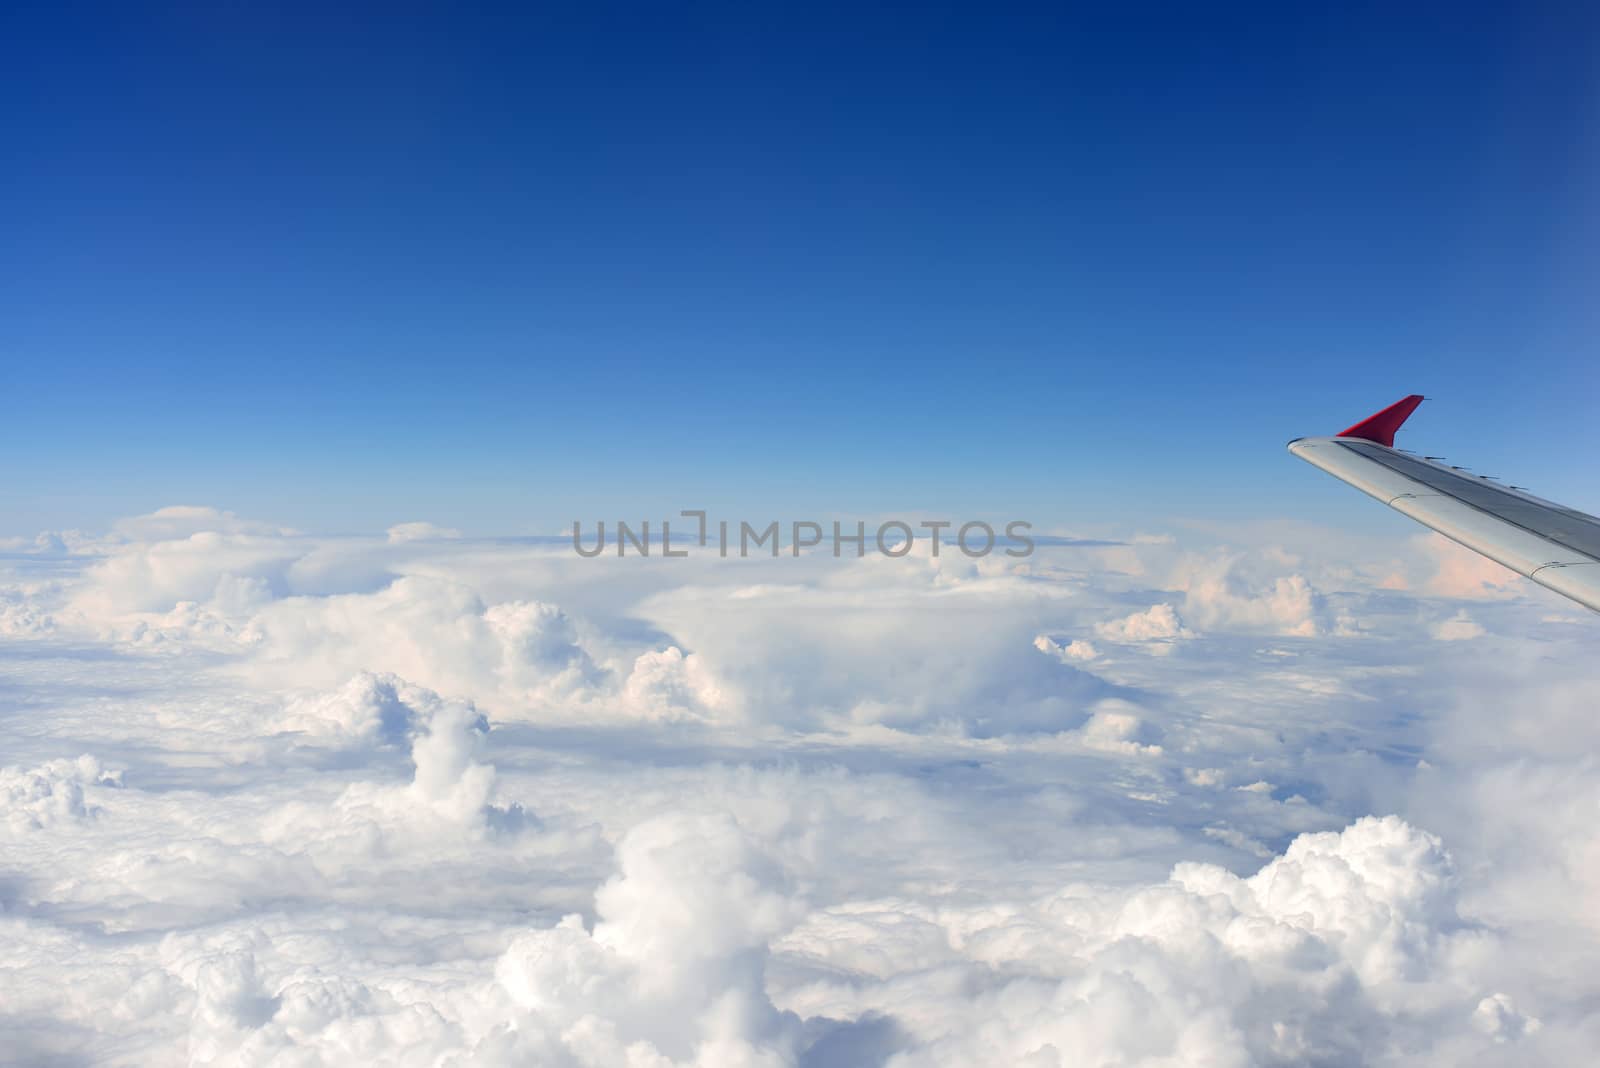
[{"xmin": 5, "ymin": 7, "xmax": 1600, "ymax": 1066}]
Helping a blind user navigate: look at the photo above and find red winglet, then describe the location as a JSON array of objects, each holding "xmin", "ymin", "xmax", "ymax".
[{"xmin": 1337, "ymin": 394, "xmax": 1424, "ymax": 448}]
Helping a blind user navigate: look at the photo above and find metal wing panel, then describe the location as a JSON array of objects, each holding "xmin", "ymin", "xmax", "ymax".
[{"xmin": 1289, "ymin": 437, "xmax": 1600, "ymax": 612}]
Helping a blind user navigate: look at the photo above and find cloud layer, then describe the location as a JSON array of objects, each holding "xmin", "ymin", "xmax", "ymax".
[{"xmin": 2, "ymin": 508, "xmax": 1597, "ymax": 1065}]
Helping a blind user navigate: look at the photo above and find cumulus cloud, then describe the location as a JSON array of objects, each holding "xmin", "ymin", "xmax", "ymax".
[
  {"xmin": 621, "ymin": 646, "xmax": 730, "ymax": 723},
  {"xmin": 1073, "ymin": 701, "xmax": 1163, "ymax": 755},
  {"xmin": 264, "ymin": 675, "xmax": 530, "ymax": 853},
  {"xmin": 232, "ymin": 577, "xmax": 612, "ymax": 717},
  {"xmin": 1033, "ymin": 634, "xmax": 1099, "ymax": 662},
  {"xmin": 0, "ymin": 585, "xmax": 55, "ymax": 635},
  {"xmin": 492, "ymin": 812, "xmax": 805, "ymax": 1064},
  {"xmin": 1095, "ymin": 602, "xmax": 1192, "ymax": 642},
  {"xmin": 2, "ymin": 755, "xmax": 120, "ymax": 832},
  {"xmin": 68, "ymin": 531, "xmax": 304, "ymax": 619},
  {"xmin": 276, "ymin": 672, "xmax": 433, "ymax": 747},
  {"xmin": 1171, "ymin": 553, "xmax": 1324, "ymax": 636},
  {"xmin": 769, "ymin": 816, "xmax": 1539, "ymax": 1067}
]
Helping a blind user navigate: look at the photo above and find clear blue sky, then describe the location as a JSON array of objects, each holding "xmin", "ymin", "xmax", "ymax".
[{"xmin": 3, "ymin": 4, "xmax": 1597, "ymax": 535}]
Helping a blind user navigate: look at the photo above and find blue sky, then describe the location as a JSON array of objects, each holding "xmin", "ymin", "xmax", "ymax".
[{"xmin": 4, "ymin": 4, "xmax": 1597, "ymax": 536}]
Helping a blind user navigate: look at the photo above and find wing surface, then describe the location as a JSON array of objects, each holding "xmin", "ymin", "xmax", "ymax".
[{"xmin": 1289, "ymin": 395, "xmax": 1600, "ymax": 611}]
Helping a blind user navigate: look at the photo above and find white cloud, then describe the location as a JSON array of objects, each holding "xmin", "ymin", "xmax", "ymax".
[
  {"xmin": 0, "ymin": 585, "xmax": 55, "ymax": 635},
  {"xmin": 386, "ymin": 521, "xmax": 463, "ymax": 544},
  {"xmin": 622, "ymin": 646, "xmax": 730, "ymax": 723},
  {"xmin": 1033, "ymin": 634, "xmax": 1099, "ymax": 662},
  {"xmin": 1433, "ymin": 609, "xmax": 1486, "ymax": 641},
  {"xmin": 111, "ymin": 505, "xmax": 295, "ymax": 542},
  {"xmin": 1074, "ymin": 701, "xmax": 1163, "ymax": 755},
  {"xmin": 1171, "ymin": 553, "xmax": 1323, "ymax": 636},
  {"xmin": 276, "ymin": 672, "xmax": 433, "ymax": 748},
  {"xmin": 2, "ymin": 506, "xmax": 1598, "ymax": 1064},
  {"xmin": 1475, "ymin": 993, "xmax": 1541, "ymax": 1042},
  {"xmin": 2, "ymin": 755, "xmax": 120, "ymax": 832},
  {"xmin": 1095, "ymin": 602, "xmax": 1192, "ymax": 641}
]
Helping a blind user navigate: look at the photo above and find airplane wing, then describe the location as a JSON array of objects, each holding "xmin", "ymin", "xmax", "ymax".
[{"xmin": 1289, "ymin": 395, "xmax": 1600, "ymax": 612}]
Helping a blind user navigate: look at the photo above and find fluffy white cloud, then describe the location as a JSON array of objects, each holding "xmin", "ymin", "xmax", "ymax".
[
  {"xmin": 2, "ymin": 755, "xmax": 121, "ymax": 832},
  {"xmin": 0, "ymin": 585, "xmax": 55, "ymax": 635},
  {"xmin": 1095, "ymin": 602, "xmax": 1192, "ymax": 642},
  {"xmin": 774, "ymin": 816, "xmax": 1484, "ymax": 1066},
  {"xmin": 1073, "ymin": 701, "xmax": 1163, "ymax": 755},
  {"xmin": 276, "ymin": 671, "xmax": 434, "ymax": 747},
  {"xmin": 1170, "ymin": 552, "xmax": 1324, "ymax": 636},
  {"xmin": 1033, "ymin": 634, "xmax": 1098, "ymax": 662},
  {"xmin": 621, "ymin": 646, "xmax": 729, "ymax": 723},
  {"xmin": 1, "ymin": 507, "xmax": 1598, "ymax": 1065}
]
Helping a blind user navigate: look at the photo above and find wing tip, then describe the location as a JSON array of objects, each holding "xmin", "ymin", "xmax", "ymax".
[{"xmin": 1336, "ymin": 394, "xmax": 1425, "ymax": 448}]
